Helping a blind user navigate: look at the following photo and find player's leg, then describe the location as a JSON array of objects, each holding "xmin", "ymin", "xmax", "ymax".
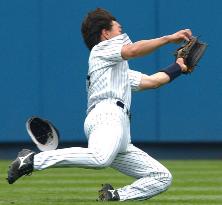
[
  {"xmin": 110, "ymin": 144, "xmax": 172, "ymax": 201},
  {"xmin": 34, "ymin": 124, "xmax": 122, "ymax": 170},
  {"xmin": 34, "ymin": 104, "xmax": 125, "ymax": 170},
  {"xmin": 7, "ymin": 103, "xmax": 125, "ymax": 184}
]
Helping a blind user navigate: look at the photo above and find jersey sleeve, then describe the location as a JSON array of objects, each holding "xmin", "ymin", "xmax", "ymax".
[
  {"xmin": 128, "ymin": 69, "xmax": 142, "ymax": 91},
  {"xmin": 93, "ymin": 33, "xmax": 132, "ymax": 63}
]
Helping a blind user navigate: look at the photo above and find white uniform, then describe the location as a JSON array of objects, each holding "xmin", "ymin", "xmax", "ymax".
[{"xmin": 33, "ymin": 33, "xmax": 172, "ymax": 201}]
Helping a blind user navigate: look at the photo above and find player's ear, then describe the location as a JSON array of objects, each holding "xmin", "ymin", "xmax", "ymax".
[{"xmin": 101, "ymin": 29, "xmax": 110, "ymax": 40}]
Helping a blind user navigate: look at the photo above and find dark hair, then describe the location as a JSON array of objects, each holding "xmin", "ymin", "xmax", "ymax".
[{"xmin": 81, "ymin": 8, "xmax": 116, "ymax": 50}]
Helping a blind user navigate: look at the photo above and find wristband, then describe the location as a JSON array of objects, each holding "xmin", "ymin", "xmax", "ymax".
[{"xmin": 160, "ymin": 63, "xmax": 182, "ymax": 81}]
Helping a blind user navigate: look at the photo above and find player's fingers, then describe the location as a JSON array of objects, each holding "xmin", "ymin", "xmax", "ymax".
[
  {"xmin": 183, "ymin": 29, "xmax": 192, "ymax": 41},
  {"xmin": 183, "ymin": 35, "xmax": 190, "ymax": 42},
  {"xmin": 184, "ymin": 28, "xmax": 192, "ymax": 36},
  {"xmin": 176, "ymin": 57, "xmax": 188, "ymax": 72}
]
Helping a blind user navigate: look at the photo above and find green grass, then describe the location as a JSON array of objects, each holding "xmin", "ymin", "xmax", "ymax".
[{"xmin": 0, "ymin": 160, "xmax": 222, "ymax": 205}]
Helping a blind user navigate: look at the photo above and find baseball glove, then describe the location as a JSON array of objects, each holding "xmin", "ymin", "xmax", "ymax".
[
  {"xmin": 26, "ymin": 116, "xmax": 60, "ymax": 151},
  {"xmin": 175, "ymin": 36, "xmax": 207, "ymax": 73}
]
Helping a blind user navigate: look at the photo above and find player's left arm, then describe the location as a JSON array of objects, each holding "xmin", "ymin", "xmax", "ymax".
[{"xmin": 121, "ymin": 29, "xmax": 192, "ymax": 60}]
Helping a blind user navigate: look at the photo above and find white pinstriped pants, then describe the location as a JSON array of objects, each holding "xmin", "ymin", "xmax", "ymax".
[{"xmin": 34, "ymin": 100, "xmax": 172, "ymax": 201}]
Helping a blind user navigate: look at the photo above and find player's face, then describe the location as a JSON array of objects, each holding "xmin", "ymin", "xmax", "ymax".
[
  {"xmin": 108, "ymin": 21, "xmax": 122, "ymax": 38},
  {"xmin": 101, "ymin": 21, "xmax": 122, "ymax": 41}
]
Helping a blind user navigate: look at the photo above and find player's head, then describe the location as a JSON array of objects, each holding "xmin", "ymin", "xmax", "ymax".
[{"xmin": 81, "ymin": 8, "xmax": 122, "ymax": 50}]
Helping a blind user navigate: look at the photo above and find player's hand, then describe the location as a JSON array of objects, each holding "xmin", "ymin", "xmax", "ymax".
[
  {"xmin": 168, "ymin": 29, "xmax": 192, "ymax": 44},
  {"xmin": 176, "ymin": 57, "xmax": 188, "ymax": 72}
]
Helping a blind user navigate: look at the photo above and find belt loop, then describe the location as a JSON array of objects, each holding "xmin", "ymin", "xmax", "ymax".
[{"xmin": 116, "ymin": 101, "xmax": 131, "ymax": 120}]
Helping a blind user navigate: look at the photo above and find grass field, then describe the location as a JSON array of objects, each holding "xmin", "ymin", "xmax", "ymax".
[{"xmin": 0, "ymin": 160, "xmax": 222, "ymax": 205}]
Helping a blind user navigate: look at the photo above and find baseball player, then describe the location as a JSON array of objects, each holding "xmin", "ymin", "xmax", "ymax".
[{"xmin": 7, "ymin": 8, "xmax": 192, "ymax": 201}]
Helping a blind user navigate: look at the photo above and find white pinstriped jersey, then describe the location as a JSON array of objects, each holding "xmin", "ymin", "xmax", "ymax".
[{"xmin": 87, "ymin": 33, "xmax": 142, "ymax": 113}]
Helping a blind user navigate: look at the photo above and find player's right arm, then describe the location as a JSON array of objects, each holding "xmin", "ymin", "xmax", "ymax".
[
  {"xmin": 121, "ymin": 29, "xmax": 192, "ymax": 59},
  {"xmin": 138, "ymin": 58, "xmax": 188, "ymax": 90}
]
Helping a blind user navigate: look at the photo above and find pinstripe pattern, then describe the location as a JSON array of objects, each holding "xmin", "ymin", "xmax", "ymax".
[
  {"xmin": 33, "ymin": 33, "xmax": 172, "ymax": 201},
  {"xmin": 87, "ymin": 33, "xmax": 134, "ymax": 113},
  {"xmin": 34, "ymin": 102, "xmax": 130, "ymax": 170},
  {"xmin": 111, "ymin": 144, "xmax": 172, "ymax": 201}
]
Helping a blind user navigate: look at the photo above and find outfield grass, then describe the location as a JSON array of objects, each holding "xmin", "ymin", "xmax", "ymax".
[{"xmin": 0, "ymin": 160, "xmax": 222, "ymax": 205}]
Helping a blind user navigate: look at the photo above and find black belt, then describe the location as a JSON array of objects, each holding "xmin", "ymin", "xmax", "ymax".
[
  {"xmin": 116, "ymin": 101, "xmax": 131, "ymax": 118},
  {"xmin": 90, "ymin": 100, "xmax": 131, "ymax": 119}
]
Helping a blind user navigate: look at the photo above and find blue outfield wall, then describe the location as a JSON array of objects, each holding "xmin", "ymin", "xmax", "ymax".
[{"xmin": 0, "ymin": 0, "xmax": 221, "ymax": 143}]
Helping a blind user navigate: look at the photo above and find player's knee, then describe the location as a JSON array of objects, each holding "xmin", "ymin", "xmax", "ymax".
[
  {"xmin": 96, "ymin": 159, "xmax": 112, "ymax": 168},
  {"xmin": 94, "ymin": 154, "xmax": 113, "ymax": 168},
  {"xmin": 164, "ymin": 171, "xmax": 173, "ymax": 189},
  {"xmin": 159, "ymin": 170, "xmax": 173, "ymax": 192},
  {"xmin": 148, "ymin": 170, "xmax": 173, "ymax": 192}
]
